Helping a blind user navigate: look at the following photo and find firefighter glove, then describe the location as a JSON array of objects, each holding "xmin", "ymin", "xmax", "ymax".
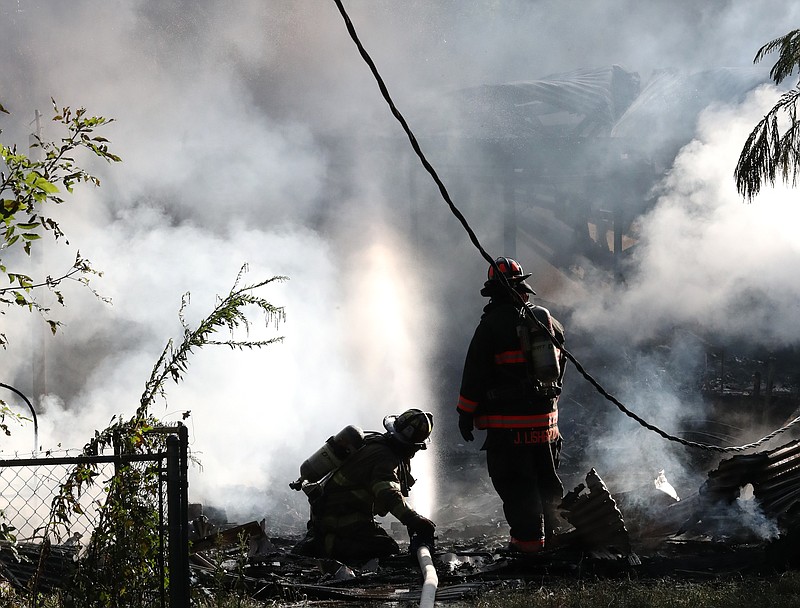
[
  {"xmin": 458, "ymin": 413, "xmax": 474, "ymax": 442},
  {"xmin": 402, "ymin": 511, "xmax": 436, "ymax": 538}
]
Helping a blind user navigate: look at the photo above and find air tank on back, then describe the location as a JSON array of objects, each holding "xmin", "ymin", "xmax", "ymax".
[
  {"xmin": 519, "ymin": 305, "xmax": 561, "ymax": 383},
  {"xmin": 289, "ymin": 424, "xmax": 366, "ymax": 491}
]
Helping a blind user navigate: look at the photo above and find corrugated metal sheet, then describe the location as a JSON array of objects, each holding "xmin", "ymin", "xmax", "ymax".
[
  {"xmin": 559, "ymin": 468, "xmax": 636, "ymax": 561},
  {"xmin": 610, "ymin": 66, "xmax": 770, "ymax": 162},
  {"xmin": 703, "ymin": 439, "xmax": 800, "ymax": 527}
]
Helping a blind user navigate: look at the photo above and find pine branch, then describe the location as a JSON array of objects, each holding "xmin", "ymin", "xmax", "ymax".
[
  {"xmin": 754, "ymin": 29, "xmax": 800, "ymax": 85},
  {"xmin": 735, "ymin": 87, "xmax": 800, "ymax": 200}
]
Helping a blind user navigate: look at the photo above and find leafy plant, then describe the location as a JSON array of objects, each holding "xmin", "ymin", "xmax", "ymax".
[
  {"xmin": 0, "ymin": 98, "xmax": 120, "ymax": 348},
  {"xmin": 0, "ymin": 98, "xmax": 119, "ymax": 564},
  {"xmin": 42, "ymin": 266, "xmax": 286, "ymax": 607}
]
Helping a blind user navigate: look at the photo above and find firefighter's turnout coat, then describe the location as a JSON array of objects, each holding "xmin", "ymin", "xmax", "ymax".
[
  {"xmin": 457, "ymin": 297, "xmax": 566, "ymax": 442},
  {"xmin": 295, "ymin": 434, "xmax": 415, "ymax": 562}
]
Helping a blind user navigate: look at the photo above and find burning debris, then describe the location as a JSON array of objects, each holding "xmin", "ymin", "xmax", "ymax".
[
  {"xmin": 676, "ymin": 440, "xmax": 800, "ymax": 542},
  {"xmin": 5, "ymin": 440, "xmax": 800, "ymax": 603}
]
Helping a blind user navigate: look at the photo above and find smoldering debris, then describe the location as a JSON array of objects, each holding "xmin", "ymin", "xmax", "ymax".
[
  {"xmin": 676, "ymin": 439, "xmax": 800, "ymax": 541},
  {"xmin": 177, "ymin": 443, "xmax": 800, "ymax": 601},
  {"xmin": 6, "ymin": 442, "xmax": 800, "ymax": 601}
]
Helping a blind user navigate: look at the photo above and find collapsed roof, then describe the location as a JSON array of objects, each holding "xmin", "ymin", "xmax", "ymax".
[
  {"xmin": 403, "ymin": 64, "xmax": 773, "ymax": 280},
  {"xmin": 424, "ymin": 64, "xmax": 641, "ymax": 140},
  {"xmin": 420, "ymin": 64, "xmax": 769, "ymax": 147}
]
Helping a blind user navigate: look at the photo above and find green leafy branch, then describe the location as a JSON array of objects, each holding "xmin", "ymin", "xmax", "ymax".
[
  {"xmin": 0, "ymin": 251, "xmax": 106, "ymax": 347},
  {"xmin": 0, "ymin": 99, "xmax": 120, "ymax": 347}
]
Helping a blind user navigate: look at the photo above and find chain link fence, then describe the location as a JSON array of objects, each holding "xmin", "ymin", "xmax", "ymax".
[
  {"xmin": 0, "ymin": 454, "xmax": 114, "ymax": 543},
  {"xmin": 0, "ymin": 425, "xmax": 190, "ymax": 608}
]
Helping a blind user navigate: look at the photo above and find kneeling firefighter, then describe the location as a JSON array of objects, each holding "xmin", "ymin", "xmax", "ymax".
[{"xmin": 291, "ymin": 409, "xmax": 436, "ymax": 563}]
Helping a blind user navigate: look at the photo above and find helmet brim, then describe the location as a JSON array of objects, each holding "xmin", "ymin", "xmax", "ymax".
[{"xmin": 513, "ymin": 279, "xmax": 536, "ymax": 295}]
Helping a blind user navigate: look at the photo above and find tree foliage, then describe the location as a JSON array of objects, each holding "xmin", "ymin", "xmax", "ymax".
[
  {"xmin": 0, "ymin": 99, "xmax": 120, "ymax": 348},
  {"xmin": 735, "ymin": 29, "xmax": 800, "ymax": 200}
]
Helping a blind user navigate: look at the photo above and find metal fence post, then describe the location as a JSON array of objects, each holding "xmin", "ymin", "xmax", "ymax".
[
  {"xmin": 167, "ymin": 432, "xmax": 190, "ymax": 607},
  {"xmin": 178, "ymin": 423, "xmax": 189, "ymax": 583}
]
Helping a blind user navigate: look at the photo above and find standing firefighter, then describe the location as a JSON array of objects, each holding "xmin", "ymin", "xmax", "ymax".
[
  {"xmin": 457, "ymin": 257, "xmax": 567, "ymax": 553},
  {"xmin": 291, "ymin": 409, "xmax": 436, "ymax": 563}
]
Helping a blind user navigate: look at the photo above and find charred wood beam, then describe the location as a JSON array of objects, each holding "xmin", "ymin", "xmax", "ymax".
[{"xmin": 190, "ymin": 521, "xmax": 265, "ymax": 554}]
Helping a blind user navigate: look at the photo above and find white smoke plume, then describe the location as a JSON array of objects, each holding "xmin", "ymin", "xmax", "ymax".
[
  {"xmin": 573, "ymin": 86, "xmax": 800, "ymax": 347},
  {"xmin": 2, "ymin": 0, "xmax": 800, "ymax": 532},
  {"xmin": 567, "ymin": 86, "xmax": 800, "ymax": 498}
]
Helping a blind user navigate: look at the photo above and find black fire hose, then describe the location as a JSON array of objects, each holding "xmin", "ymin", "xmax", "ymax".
[{"xmin": 0, "ymin": 383, "xmax": 39, "ymax": 452}]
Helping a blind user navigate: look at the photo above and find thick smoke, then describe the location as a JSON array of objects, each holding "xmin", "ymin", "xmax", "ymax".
[
  {"xmin": 573, "ymin": 87, "xmax": 800, "ymax": 347},
  {"xmin": 561, "ymin": 86, "xmax": 800, "ymax": 515},
  {"xmin": 2, "ymin": 1, "xmax": 800, "ymax": 532}
]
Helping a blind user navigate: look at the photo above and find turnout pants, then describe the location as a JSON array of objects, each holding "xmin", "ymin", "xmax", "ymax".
[
  {"xmin": 292, "ymin": 520, "xmax": 399, "ymax": 563},
  {"xmin": 486, "ymin": 440, "xmax": 563, "ymax": 545},
  {"xmin": 292, "ymin": 501, "xmax": 400, "ymax": 563}
]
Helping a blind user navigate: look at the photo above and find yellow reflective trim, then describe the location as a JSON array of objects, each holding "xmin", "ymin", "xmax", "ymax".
[
  {"xmin": 372, "ymin": 480, "xmax": 401, "ymax": 494},
  {"xmin": 331, "ymin": 470, "xmax": 350, "ymax": 485}
]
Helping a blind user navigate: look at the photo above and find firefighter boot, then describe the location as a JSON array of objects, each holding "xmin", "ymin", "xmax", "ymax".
[{"xmin": 509, "ymin": 536, "xmax": 545, "ymax": 554}]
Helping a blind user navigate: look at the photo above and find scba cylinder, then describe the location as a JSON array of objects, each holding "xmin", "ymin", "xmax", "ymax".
[
  {"xmin": 298, "ymin": 424, "xmax": 366, "ymax": 484},
  {"xmin": 526, "ymin": 306, "xmax": 561, "ymax": 383}
]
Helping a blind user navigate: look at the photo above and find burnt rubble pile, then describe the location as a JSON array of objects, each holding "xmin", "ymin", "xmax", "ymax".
[
  {"xmin": 699, "ymin": 440, "xmax": 800, "ymax": 530},
  {"xmin": 178, "ymin": 443, "xmax": 800, "ymax": 602},
  {"xmin": 6, "ymin": 441, "xmax": 800, "ymax": 602}
]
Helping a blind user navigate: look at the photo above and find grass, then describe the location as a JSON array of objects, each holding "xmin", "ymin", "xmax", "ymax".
[
  {"xmin": 3, "ymin": 570, "xmax": 800, "ymax": 607},
  {"xmin": 469, "ymin": 572, "xmax": 800, "ymax": 608}
]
